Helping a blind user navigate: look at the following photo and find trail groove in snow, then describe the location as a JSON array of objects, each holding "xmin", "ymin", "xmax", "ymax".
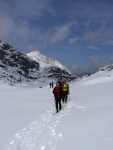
[{"xmin": 8, "ymin": 99, "xmax": 72, "ymax": 150}]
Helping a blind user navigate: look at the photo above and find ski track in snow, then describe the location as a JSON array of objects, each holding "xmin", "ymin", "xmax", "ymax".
[{"xmin": 8, "ymin": 100, "xmax": 72, "ymax": 150}]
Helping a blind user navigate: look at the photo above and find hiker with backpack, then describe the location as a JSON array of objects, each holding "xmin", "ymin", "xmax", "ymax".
[
  {"xmin": 51, "ymin": 81, "xmax": 54, "ymax": 88},
  {"xmin": 62, "ymin": 80, "xmax": 69, "ymax": 103},
  {"xmin": 50, "ymin": 81, "xmax": 54, "ymax": 88},
  {"xmin": 53, "ymin": 83, "xmax": 62, "ymax": 113}
]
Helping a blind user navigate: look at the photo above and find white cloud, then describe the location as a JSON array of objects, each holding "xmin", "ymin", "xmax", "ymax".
[
  {"xmin": 70, "ymin": 56, "xmax": 104, "ymax": 76},
  {"xmin": 0, "ymin": 14, "xmax": 15, "ymax": 38},
  {"xmin": 69, "ymin": 37, "xmax": 79, "ymax": 45},
  {"xmin": 109, "ymin": 56, "xmax": 113, "ymax": 63},
  {"xmin": 104, "ymin": 41, "xmax": 113, "ymax": 46},
  {"xmin": 69, "ymin": 65, "xmax": 91, "ymax": 76},
  {"xmin": 0, "ymin": 13, "xmax": 41, "ymax": 52},
  {"xmin": 88, "ymin": 56, "xmax": 104, "ymax": 70},
  {"xmin": 84, "ymin": 22, "xmax": 113, "ymax": 45},
  {"xmin": 88, "ymin": 45, "xmax": 101, "ymax": 51},
  {"xmin": 0, "ymin": 0, "xmax": 53, "ymax": 19},
  {"xmin": 51, "ymin": 23, "xmax": 72, "ymax": 44}
]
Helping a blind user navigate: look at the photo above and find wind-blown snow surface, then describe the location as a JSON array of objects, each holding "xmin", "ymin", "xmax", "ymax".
[{"xmin": 1, "ymin": 69, "xmax": 113, "ymax": 150}]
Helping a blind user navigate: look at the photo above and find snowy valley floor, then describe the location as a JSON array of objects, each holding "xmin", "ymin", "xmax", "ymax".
[{"xmin": 1, "ymin": 72, "xmax": 113, "ymax": 150}]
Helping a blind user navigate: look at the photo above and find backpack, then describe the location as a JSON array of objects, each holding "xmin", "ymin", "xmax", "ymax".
[
  {"xmin": 62, "ymin": 83, "xmax": 69, "ymax": 91},
  {"xmin": 53, "ymin": 87, "xmax": 61, "ymax": 98}
]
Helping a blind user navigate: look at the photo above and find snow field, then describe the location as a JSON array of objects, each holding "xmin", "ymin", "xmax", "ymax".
[
  {"xmin": 8, "ymin": 100, "xmax": 72, "ymax": 150},
  {"xmin": 1, "ymin": 68, "xmax": 113, "ymax": 150}
]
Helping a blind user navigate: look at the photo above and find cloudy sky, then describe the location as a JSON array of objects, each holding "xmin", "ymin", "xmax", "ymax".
[{"xmin": 0, "ymin": 0, "xmax": 113, "ymax": 75}]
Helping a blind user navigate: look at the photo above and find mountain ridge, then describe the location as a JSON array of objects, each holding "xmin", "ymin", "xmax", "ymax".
[
  {"xmin": 0, "ymin": 40, "xmax": 76, "ymax": 86},
  {"xmin": 26, "ymin": 51, "xmax": 71, "ymax": 73}
]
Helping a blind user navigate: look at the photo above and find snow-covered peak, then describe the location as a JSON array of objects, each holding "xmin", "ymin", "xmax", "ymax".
[{"xmin": 27, "ymin": 51, "xmax": 71, "ymax": 73}]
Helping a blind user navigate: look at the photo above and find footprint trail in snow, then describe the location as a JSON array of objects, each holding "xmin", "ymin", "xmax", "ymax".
[{"xmin": 8, "ymin": 100, "xmax": 72, "ymax": 150}]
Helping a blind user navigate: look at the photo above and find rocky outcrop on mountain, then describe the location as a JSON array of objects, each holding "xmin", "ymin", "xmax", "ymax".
[
  {"xmin": 98, "ymin": 65, "xmax": 113, "ymax": 71},
  {"xmin": 43, "ymin": 67, "xmax": 75, "ymax": 81},
  {"xmin": 0, "ymin": 41, "xmax": 40, "ymax": 84}
]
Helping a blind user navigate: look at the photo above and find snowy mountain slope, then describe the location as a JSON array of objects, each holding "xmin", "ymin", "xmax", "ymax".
[
  {"xmin": 0, "ymin": 40, "xmax": 76, "ymax": 85},
  {"xmin": 78, "ymin": 64, "xmax": 113, "ymax": 85},
  {"xmin": 83, "ymin": 64, "xmax": 113, "ymax": 78},
  {"xmin": 26, "ymin": 51, "xmax": 71, "ymax": 73},
  {"xmin": 1, "ymin": 66, "xmax": 113, "ymax": 150},
  {"xmin": 26, "ymin": 51, "xmax": 77, "ymax": 81}
]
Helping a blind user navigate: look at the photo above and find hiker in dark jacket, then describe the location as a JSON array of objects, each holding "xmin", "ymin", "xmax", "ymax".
[
  {"xmin": 53, "ymin": 83, "xmax": 62, "ymax": 113},
  {"xmin": 51, "ymin": 81, "xmax": 54, "ymax": 88},
  {"xmin": 57, "ymin": 80, "xmax": 63, "ymax": 99}
]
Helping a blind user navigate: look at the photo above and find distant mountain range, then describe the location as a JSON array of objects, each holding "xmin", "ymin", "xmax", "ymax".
[
  {"xmin": 80, "ymin": 64, "xmax": 113, "ymax": 80},
  {"xmin": 0, "ymin": 40, "xmax": 77, "ymax": 86}
]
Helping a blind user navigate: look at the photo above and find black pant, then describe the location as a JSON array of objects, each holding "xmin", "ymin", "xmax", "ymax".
[
  {"xmin": 55, "ymin": 98, "xmax": 62, "ymax": 113},
  {"xmin": 62, "ymin": 91, "xmax": 68, "ymax": 103}
]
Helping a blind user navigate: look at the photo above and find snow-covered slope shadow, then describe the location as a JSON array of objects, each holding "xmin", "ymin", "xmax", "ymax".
[{"xmin": 8, "ymin": 99, "xmax": 72, "ymax": 150}]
